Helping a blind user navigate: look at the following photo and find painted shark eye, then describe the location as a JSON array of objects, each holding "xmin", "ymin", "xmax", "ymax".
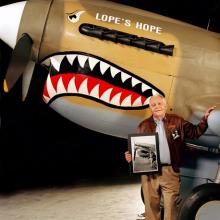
[{"xmin": 67, "ymin": 10, "xmax": 85, "ymax": 23}]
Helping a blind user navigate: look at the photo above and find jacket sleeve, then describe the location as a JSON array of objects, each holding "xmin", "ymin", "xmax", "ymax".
[
  {"xmin": 136, "ymin": 123, "xmax": 142, "ymax": 134},
  {"xmin": 182, "ymin": 116, "xmax": 208, "ymax": 139}
]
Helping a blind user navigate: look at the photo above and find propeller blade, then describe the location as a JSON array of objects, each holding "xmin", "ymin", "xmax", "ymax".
[
  {"xmin": 3, "ymin": 33, "xmax": 33, "ymax": 92},
  {"xmin": 22, "ymin": 60, "xmax": 35, "ymax": 101}
]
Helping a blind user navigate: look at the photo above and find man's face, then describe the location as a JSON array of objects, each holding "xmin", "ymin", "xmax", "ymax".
[{"xmin": 150, "ymin": 96, "xmax": 167, "ymax": 119}]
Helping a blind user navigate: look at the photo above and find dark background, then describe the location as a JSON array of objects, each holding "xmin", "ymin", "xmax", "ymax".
[
  {"xmin": 0, "ymin": 0, "xmax": 220, "ymax": 190},
  {"xmin": 1, "ymin": 0, "xmax": 219, "ymax": 32}
]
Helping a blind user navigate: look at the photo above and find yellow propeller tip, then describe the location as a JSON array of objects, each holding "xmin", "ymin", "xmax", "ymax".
[{"xmin": 3, "ymin": 80, "xmax": 9, "ymax": 93}]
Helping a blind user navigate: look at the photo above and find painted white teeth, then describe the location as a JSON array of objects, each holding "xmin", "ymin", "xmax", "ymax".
[
  {"xmin": 57, "ymin": 77, "xmax": 66, "ymax": 93},
  {"xmin": 142, "ymin": 84, "xmax": 151, "ymax": 92},
  {"xmin": 45, "ymin": 54, "xmax": 155, "ymax": 107},
  {"xmin": 110, "ymin": 66, "xmax": 120, "ymax": 78},
  {"xmin": 42, "ymin": 59, "xmax": 50, "ymax": 66},
  {"xmin": 43, "ymin": 95, "xmax": 50, "ymax": 103},
  {"xmin": 67, "ymin": 77, "xmax": 77, "ymax": 93},
  {"xmin": 46, "ymin": 75, "xmax": 57, "ymax": 99},
  {"xmin": 90, "ymin": 84, "xmax": 100, "ymax": 98},
  {"xmin": 121, "ymin": 95, "xmax": 132, "ymax": 106},
  {"xmin": 110, "ymin": 92, "xmax": 121, "ymax": 106},
  {"xmin": 50, "ymin": 55, "xmax": 150, "ymax": 95},
  {"xmin": 78, "ymin": 55, "xmax": 88, "ymax": 68},
  {"xmin": 152, "ymin": 90, "xmax": 159, "ymax": 96},
  {"xmin": 50, "ymin": 55, "xmax": 65, "ymax": 72},
  {"xmin": 131, "ymin": 77, "xmax": 141, "ymax": 87},
  {"xmin": 143, "ymin": 97, "xmax": 150, "ymax": 106},
  {"xmin": 121, "ymin": 72, "xmax": 130, "ymax": 82},
  {"xmin": 132, "ymin": 96, "xmax": 142, "ymax": 107},
  {"xmin": 88, "ymin": 57, "xmax": 99, "ymax": 70},
  {"xmin": 67, "ymin": 55, "xmax": 77, "ymax": 65},
  {"xmin": 100, "ymin": 61, "xmax": 110, "ymax": 74},
  {"xmin": 45, "ymin": 73, "xmax": 153, "ymax": 107},
  {"xmin": 100, "ymin": 88, "xmax": 113, "ymax": 103},
  {"xmin": 78, "ymin": 78, "xmax": 89, "ymax": 95}
]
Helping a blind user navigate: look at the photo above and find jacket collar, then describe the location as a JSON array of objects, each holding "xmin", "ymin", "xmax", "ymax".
[{"xmin": 151, "ymin": 113, "xmax": 167, "ymax": 123}]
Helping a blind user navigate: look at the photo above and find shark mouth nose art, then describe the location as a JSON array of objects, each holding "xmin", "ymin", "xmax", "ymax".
[{"xmin": 42, "ymin": 53, "xmax": 164, "ymax": 109}]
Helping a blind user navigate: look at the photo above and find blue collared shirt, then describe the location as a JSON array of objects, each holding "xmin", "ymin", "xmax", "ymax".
[{"xmin": 155, "ymin": 119, "xmax": 171, "ymax": 164}]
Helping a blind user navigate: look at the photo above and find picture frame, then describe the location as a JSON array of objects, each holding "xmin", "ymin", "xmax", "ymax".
[{"xmin": 128, "ymin": 133, "xmax": 160, "ymax": 174}]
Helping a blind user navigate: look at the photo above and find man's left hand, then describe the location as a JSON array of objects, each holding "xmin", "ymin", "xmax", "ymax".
[{"xmin": 204, "ymin": 106, "xmax": 216, "ymax": 120}]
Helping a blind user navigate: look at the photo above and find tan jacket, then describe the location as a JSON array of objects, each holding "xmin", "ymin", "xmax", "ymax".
[{"xmin": 137, "ymin": 113, "xmax": 208, "ymax": 172}]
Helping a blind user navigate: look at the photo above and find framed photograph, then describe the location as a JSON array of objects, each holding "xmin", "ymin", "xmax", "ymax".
[{"xmin": 128, "ymin": 133, "xmax": 160, "ymax": 174}]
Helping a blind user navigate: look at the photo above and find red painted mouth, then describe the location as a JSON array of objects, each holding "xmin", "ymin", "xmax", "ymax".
[
  {"xmin": 42, "ymin": 53, "xmax": 164, "ymax": 109},
  {"xmin": 43, "ymin": 73, "xmax": 148, "ymax": 106}
]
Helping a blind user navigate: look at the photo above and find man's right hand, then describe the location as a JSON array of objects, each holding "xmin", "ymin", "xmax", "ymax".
[{"xmin": 125, "ymin": 151, "xmax": 132, "ymax": 163}]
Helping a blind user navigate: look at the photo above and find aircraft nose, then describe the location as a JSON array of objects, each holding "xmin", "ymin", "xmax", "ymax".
[{"xmin": 0, "ymin": 1, "xmax": 26, "ymax": 48}]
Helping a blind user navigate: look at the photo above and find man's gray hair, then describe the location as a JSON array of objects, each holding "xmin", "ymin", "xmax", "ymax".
[{"xmin": 149, "ymin": 94, "xmax": 166, "ymax": 107}]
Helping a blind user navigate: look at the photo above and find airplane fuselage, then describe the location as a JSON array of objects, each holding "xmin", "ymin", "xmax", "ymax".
[{"xmin": 0, "ymin": 0, "xmax": 220, "ymax": 143}]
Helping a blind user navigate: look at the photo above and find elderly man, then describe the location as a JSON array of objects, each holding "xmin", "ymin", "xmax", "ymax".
[{"xmin": 125, "ymin": 95, "xmax": 215, "ymax": 220}]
